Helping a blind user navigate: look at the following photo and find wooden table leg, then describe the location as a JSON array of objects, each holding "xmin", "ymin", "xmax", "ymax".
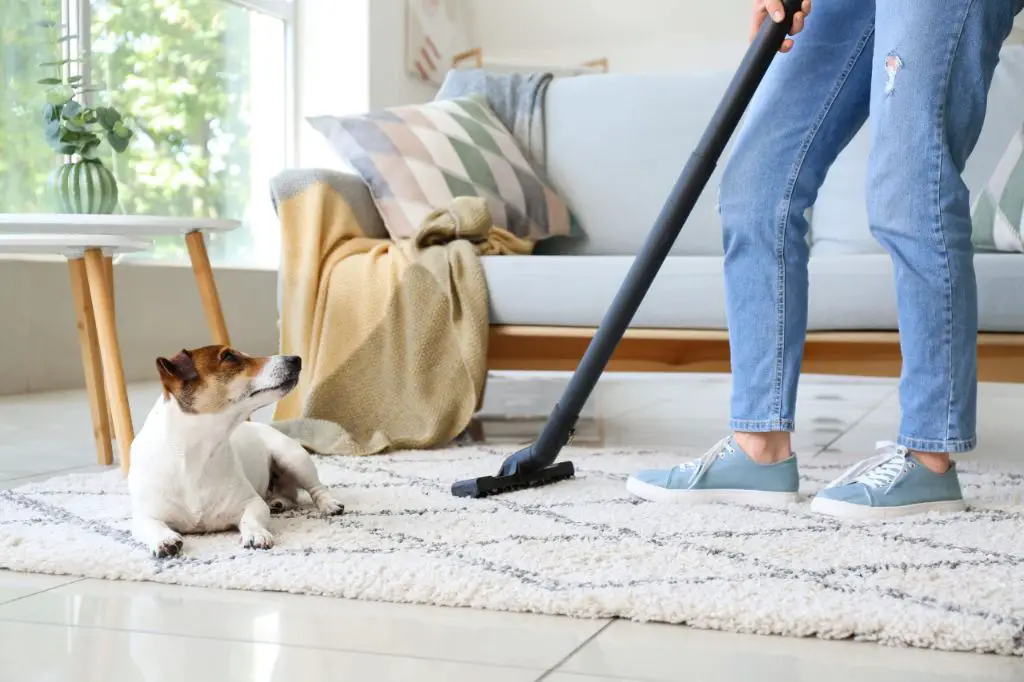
[
  {"xmin": 84, "ymin": 248, "xmax": 134, "ymax": 475},
  {"xmin": 103, "ymin": 255, "xmax": 115, "ymax": 317},
  {"xmin": 68, "ymin": 258, "xmax": 113, "ymax": 466},
  {"xmin": 103, "ymin": 255, "xmax": 115, "ymax": 434},
  {"xmin": 185, "ymin": 230, "xmax": 231, "ymax": 346}
]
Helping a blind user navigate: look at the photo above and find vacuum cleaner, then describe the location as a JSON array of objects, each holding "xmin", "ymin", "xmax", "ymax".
[{"xmin": 452, "ymin": 0, "xmax": 804, "ymax": 499}]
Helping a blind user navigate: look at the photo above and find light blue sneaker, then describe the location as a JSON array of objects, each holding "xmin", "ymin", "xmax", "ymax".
[
  {"xmin": 810, "ymin": 441, "xmax": 966, "ymax": 520},
  {"xmin": 626, "ymin": 436, "xmax": 800, "ymax": 505}
]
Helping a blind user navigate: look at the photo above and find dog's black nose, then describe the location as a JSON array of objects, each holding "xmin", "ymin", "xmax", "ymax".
[{"xmin": 285, "ymin": 355, "xmax": 302, "ymax": 372}]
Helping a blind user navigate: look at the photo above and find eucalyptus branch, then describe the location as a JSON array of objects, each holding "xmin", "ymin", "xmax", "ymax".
[{"xmin": 34, "ymin": 18, "xmax": 133, "ymax": 160}]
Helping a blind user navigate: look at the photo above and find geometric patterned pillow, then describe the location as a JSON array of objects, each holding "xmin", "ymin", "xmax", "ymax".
[
  {"xmin": 971, "ymin": 125, "xmax": 1024, "ymax": 253},
  {"xmin": 308, "ymin": 95, "xmax": 573, "ymax": 241}
]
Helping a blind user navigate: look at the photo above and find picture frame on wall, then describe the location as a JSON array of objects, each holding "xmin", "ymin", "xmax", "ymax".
[{"xmin": 406, "ymin": 0, "xmax": 474, "ymax": 85}]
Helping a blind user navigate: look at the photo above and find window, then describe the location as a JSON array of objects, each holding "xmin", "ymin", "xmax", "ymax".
[
  {"xmin": 0, "ymin": 0, "xmax": 293, "ymax": 268},
  {"xmin": 0, "ymin": 0, "xmax": 63, "ymax": 216}
]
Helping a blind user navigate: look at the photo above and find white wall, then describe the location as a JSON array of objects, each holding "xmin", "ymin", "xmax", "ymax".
[
  {"xmin": 468, "ymin": 1, "xmax": 1024, "ymax": 74},
  {"xmin": 368, "ymin": 0, "xmax": 440, "ymax": 109},
  {"xmin": 295, "ymin": 0, "xmax": 438, "ymax": 167},
  {"xmin": 295, "ymin": 0, "xmax": 371, "ymax": 167},
  {"xmin": 467, "ymin": 0, "xmax": 751, "ymax": 74},
  {"xmin": 298, "ymin": 0, "xmax": 749, "ymax": 127},
  {"xmin": 0, "ymin": 261, "xmax": 278, "ymax": 396}
]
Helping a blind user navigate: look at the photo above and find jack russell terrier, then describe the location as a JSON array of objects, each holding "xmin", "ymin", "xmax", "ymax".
[{"xmin": 128, "ymin": 345, "xmax": 344, "ymax": 558}]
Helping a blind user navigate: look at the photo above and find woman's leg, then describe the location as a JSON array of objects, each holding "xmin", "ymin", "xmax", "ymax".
[
  {"xmin": 720, "ymin": 0, "xmax": 875, "ymax": 460},
  {"xmin": 811, "ymin": 0, "xmax": 1024, "ymax": 519},
  {"xmin": 627, "ymin": 0, "xmax": 876, "ymax": 503}
]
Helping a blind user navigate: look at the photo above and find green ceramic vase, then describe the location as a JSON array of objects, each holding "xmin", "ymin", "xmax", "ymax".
[{"xmin": 48, "ymin": 158, "xmax": 119, "ymax": 214}]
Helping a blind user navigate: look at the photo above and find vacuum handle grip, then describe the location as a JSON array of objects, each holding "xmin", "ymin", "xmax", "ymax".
[
  {"xmin": 761, "ymin": 0, "xmax": 804, "ymax": 44},
  {"xmin": 692, "ymin": 0, "xmax": 802, "ymax": 162}
]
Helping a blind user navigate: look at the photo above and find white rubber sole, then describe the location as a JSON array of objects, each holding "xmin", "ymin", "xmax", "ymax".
[
  {"xmin": 625, "ymin": 476, "xmax": 800, "ymax": 506},
  {"xmin": 809, "ymin": 496, "xmax": 967, "ymax": 520}
]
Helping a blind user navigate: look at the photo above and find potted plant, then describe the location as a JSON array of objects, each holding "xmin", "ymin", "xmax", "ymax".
[{"xmin": 37, "ymin": 19, "xmax": 133, "ymax": 214}]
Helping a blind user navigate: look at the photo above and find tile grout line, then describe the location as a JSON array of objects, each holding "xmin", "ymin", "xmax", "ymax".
[
  {"xmin": 596, "ymin": 380, "xmax": 898, "ymax": 455},
  {"xmin": 0, "ymin": 612, "xmax": 552, "ymax": 672},
  {"xmin": 535, "ymin": 619, "xmax": 616, "ymax": 682},
  {"xmin": 0, "ymin": 575, "xmax": 87, "ymax": 609},
  {"xmin": 537, "ymin": 671, "xmax": 656, "ymax": 682},
  {"xmin": 810, "ymin": 384, "xmax": 899, "ymax": 457},
  {"xmin": 0, "ymin": 464, "xmax": 115, "ymax": 487}
]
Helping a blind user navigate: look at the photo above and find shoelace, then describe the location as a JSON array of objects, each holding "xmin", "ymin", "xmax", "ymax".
[
  {"xmin": 825, "ymin": 441, "xmax": 912, "ymax": 492},
  {"xmin": 678, "ymin": 436, "xmax": 736, "ymax": 485}
]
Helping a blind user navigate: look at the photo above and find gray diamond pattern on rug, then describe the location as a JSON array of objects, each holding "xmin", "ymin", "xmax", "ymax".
[{"xmin": 1, "ymin": 445, "xmax": 1022, "ymax": 656}]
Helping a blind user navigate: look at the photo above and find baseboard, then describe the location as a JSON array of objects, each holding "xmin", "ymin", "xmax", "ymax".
[{"xmin": 0, "ymin": 259, "xmax": 279, "ymax": 395}]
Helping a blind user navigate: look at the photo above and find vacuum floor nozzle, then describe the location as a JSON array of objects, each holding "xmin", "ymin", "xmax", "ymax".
[{"xmin": 451, "ymin": 460, "xmax": 576, "ymax": 498}]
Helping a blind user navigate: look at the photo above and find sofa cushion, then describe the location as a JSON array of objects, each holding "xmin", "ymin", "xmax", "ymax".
[
  {"xmin": 541, "ymin": 72, "xmax": 735, "ymax": 257},
  {"xmin": 482, "ymin": 254, "xmax": 1024, "ymax": 332},
  {"xmin": 971, "ymin": 126, "xmax": 1024, "ymax": 252},
  {"xmin": 307, "ymin": 96, "xmax": 572, "ymax": 241},
  {"xmin": 812, "ymin": 46, "xmax": 1024, "ymax": 255}
]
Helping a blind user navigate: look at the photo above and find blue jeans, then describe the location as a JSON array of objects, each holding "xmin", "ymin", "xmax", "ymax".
[{"xmin": 719, "ymin": 0, "xmax": 1023, "ymax": 453}]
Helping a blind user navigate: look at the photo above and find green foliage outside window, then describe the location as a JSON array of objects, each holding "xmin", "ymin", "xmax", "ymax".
[{"xmin": 1, "ymin": 0, "xmax": 272, "ymax": 264}]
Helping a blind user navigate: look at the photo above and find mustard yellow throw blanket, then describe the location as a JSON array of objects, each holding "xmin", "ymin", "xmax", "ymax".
[{"xmin": 271, "ymin": 176, "xmax": 531, "ymax": 455}]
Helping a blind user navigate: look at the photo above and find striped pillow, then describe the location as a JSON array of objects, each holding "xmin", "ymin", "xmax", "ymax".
[
  {"xmin": 308, "ymin": 96, "xmax": 572, "ymax": 241},
  {"xmin": 971, "ymin": 126, "xmax": 1024, "ymax": 252}
]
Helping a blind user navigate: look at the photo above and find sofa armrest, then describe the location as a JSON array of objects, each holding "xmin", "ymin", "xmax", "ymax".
[
  {"xmin": 270, "ymin": 168, "xmax": 388, "ymax": 239},
  {"xmin": 270, "ymin": 168, "xmax": 389, "ymax": 338}
]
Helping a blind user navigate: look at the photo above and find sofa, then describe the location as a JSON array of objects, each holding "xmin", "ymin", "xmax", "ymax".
[{"xmin": 294, "ymin": 48, "xmax": 1024, "ymax": 383}]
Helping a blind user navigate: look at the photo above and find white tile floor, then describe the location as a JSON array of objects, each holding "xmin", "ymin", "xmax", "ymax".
[{"xmin": 2, "ymin": 372, "xmax": 1023, "ymax": 681}]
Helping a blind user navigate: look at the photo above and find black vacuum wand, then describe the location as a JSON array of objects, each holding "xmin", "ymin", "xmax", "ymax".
[{"xmin": 452, "ymin": 0, "xmax": 803, "ymax": 498}]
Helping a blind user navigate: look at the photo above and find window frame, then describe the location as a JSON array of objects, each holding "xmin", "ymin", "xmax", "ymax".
[{"xmin": 61, "ymin": 0, "xmax": 297, "ymax": 207}]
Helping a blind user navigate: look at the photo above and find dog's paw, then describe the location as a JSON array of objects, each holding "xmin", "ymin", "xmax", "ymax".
[
  {"xmin": 267, "ymin": 496, "xmax": 296, "ymax": 515},
  {"xmin": 315, "ymin": 497, "xmax": 345, "ymax": 518},
  {"xmin": 241, "ymin": 527, "xmax": 274, "ymax": 550},
  {"xmin": 150, "ymin": 535, "xmax": 184, "ymax": 559}
]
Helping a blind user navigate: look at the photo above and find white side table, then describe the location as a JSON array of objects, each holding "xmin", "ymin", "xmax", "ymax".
[
  {"xmin": 0, "ymin": 215, "xmax": 241, "ymax": 346},
  {"xmin": 0, "ymin": 234, "xmax": 151, "ymax": 473}
]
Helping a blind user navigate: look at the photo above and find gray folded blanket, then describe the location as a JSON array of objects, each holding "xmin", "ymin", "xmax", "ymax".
[{"xmin": 435, "ymin": 69, "xmax": 553, "ymax": 170}]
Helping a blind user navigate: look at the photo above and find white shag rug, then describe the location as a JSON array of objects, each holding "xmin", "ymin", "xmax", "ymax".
[{"xmin": 1, "ymin": 445, "xmax": 1023, "ymax": 656}]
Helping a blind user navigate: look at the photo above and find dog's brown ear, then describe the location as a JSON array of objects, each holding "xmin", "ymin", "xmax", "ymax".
[{"xmin": 156, "ymin": 350, "xmax": 199, "ymax": 383}]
